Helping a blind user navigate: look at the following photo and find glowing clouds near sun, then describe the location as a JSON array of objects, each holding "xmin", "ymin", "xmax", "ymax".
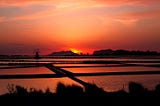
[{"xmin": 0, "ymin": 0, "xmax": 160, "ymax": 55}]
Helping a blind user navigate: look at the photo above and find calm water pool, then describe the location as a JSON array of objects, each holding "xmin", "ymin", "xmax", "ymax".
[{"xmin": 0, "ymin": 57, "xmax": 160, "ymax": 94}]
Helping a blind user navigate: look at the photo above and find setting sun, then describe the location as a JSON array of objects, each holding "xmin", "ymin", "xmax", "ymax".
[{"xmin": 70, "ymin": 48, "xmax": 82, "ymax": 54}]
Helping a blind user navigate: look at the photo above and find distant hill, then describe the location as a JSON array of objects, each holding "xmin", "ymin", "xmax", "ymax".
[
  {"xmin": 48, "ymin": 51, "xmax": 79, "ymax": 56},
  {"xmin": 93, "ymin": 49, "xmax": 159, "ymax": 56}
]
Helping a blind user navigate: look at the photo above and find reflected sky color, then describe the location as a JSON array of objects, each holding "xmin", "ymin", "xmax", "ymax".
[{"xmin": 0, "ymin": 63, "xmax": 160, "ymax": 94}]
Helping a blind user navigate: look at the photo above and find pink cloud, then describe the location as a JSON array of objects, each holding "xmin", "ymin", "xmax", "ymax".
[
  {"xmin": 126, "ymin": 9, "xmax": 160, "ymax": 19},
  {"xmin": 0, "ymin": 0, "xmax": 44, "ymax": 4},
  {"xmin": 93, "ymin": 0, "xmax": 160, "ymax": 5},
  {"xmin": 112, "ymin": 9, "xmax": 160, "ymax": 25},
  {"xmin": 1, "ymin": 0, "xmax": 159, "ymax": 7},
  {"xmin": 0, "ymin": 0, "xmax": 159, "ymax": 9},
  {"xmin": 0, "ymin": 6, "xmax": 57, "ymax": 23},
  {"xmin": 114, "ymin": 18, "xmax": 138, "ymax": 26},
  {"xmin": 0, "ymin": 0, "xmax": 49, "ymax": 7},
  {"xmin": 0, "ymin": 17, "xmax": 6, "ymax": 22},
  {"xmin": 0, "ymin": 0, "xmax": 159, "ymax": 23},
  {"xmin": 8, "ymin": 8, "xmax": 56, "ymax": 22}
]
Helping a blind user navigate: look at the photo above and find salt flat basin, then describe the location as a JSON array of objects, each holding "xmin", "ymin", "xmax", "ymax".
[
  {"xmin": 0, "ymin": 57, "xmax": 160, "ymax": 95},
  {"xmin": 63, "ymin": 66, "xmax": 160, "ymax": 73}
]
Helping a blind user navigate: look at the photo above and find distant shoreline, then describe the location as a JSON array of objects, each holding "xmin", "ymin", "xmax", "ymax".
[
  {"xmin": 1, "ymin": 49, "xmax": 160, "ymax": 59},
  {"xmin": 0, "ymin": 55, "xmax": 160, "ymax": 59}
]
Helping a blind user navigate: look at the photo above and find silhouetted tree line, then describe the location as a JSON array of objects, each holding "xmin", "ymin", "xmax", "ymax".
[
  {"xmin": 1, "ymin": 82, "xmax": 160, "ymax": 106},
  {"xmin": 93, "ymin": 49, "xmax": 159, "ymax": 56}
]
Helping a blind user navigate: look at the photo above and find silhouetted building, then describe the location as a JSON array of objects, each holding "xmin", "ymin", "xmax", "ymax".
[{"xmin": 34, "ymin": 51, "xmax": 40, "ymax": 59}]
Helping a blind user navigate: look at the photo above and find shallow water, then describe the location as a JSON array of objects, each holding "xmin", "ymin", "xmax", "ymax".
[{"xmin": 0, "ymin": 57, "xmax": 160, "ymax": 94}]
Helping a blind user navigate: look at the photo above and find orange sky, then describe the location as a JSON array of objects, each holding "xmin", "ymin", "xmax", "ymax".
[{"xmin": 0, "ymin": 0, "xmax": 160, "ymax": 55}]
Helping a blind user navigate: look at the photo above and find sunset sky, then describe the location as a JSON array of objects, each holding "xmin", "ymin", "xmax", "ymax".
[{"xmin": 0, "ymin": 0, "xmax": 160, "ymax": 55}]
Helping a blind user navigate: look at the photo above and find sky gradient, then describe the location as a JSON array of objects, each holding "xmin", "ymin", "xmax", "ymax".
[{"xmin": 0, "ymin": 0, "xmax": 160, "ymax": 55}]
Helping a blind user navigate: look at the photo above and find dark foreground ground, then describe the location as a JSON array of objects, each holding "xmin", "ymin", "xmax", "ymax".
[{"xmin": 0, "ymin": 82, "xmax": 160, "ymax": 106}]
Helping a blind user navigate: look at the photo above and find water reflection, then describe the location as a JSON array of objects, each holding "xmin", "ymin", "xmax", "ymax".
[
  {"xmin": 78, "ymin": 75, "xmax": 160, "ymax": 92},
  {"xmin": 64, "ymin": 66, "xmax": 160, "ymax": 73},
  {"xmin": 0, "ymin": 57, "xmax": 160, "ymax": 95},
  {"xmin": 0, "ymin": 67, "xmax": 54, "ymax": 75},
  {"xmin": 0, "ymin": 78, "xmax": 81, "ymax": 95}
]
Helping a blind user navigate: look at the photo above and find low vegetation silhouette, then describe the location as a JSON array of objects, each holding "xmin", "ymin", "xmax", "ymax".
[
  {"xmin": 93, "ymin": 49, "xmax": 159, "ymax": 56},
  {"xmin": 0, "ymin": 49, "xmax": 159, "ymax": 58},
  {"xmin": 0, "ymin": 82, "xmax": 160, "ymax": 106}
]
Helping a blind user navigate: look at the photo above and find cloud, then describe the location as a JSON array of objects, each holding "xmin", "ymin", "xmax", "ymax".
[
  {"xmin": 112, "ymin": 8, "xmax": 160, "ymax": 25},
  {"xmin": 0, "ymin": 1, "xmax": 99, "ymax": 22},
  {"xmin": 0, "ymin": 0, "xmax": 44, "ymax": 4},
  {"xmin": 0, "ymin": 0, "xmax": 159, "ymax": 8},
  {"xmin": 0, "ymin": 0, "xmax": 159, "ymax": 23},
  {"xmin": 12, "ymin": 10, "xmax": 53, "ymax": 21},
  {"xmin": 93, "ymin": 0, "xmax": 160, "ymax": 5},
  {"xmin": 114, "ymin": 18, "xmax": 138, "ymax": 26},
  {"xmin": 0, "ymin": 17, "xmax": 6, "ymax": 22},
  {"xmin": 126, "ymin": 9, "xmax": 160, "ymax": 19},
  {"xmin": 0, "ymin": 0, "xmax": 50, "ymax": 7},
  {"xmin": 2, "ymin": 8, "xmax": 56, "ymax": 22}
]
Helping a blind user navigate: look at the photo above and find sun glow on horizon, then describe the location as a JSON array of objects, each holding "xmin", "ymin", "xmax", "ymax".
[{"xmin": 70, "ymin": 48, "xmax": 82, "ymax": 54}]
